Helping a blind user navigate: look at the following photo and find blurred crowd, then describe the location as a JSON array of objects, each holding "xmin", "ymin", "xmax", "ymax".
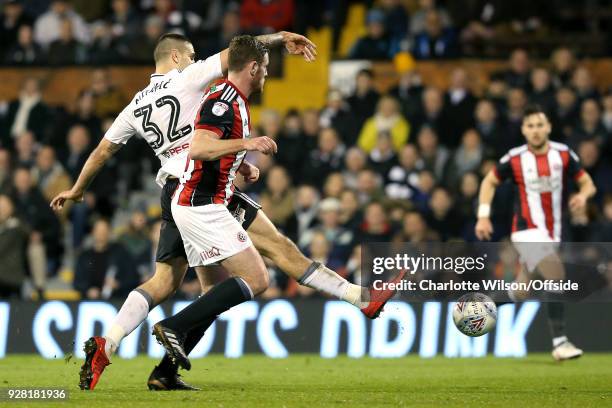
[
  {"xmin": 0, "ymin": 1, "xmax": 611, "ymax": 301},
  {"xmin": 1, "ymin": 0, "xmax": 611, "ymax": 66}
]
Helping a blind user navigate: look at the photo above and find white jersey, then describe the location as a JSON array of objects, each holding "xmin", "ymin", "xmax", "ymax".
[{"xmin": 103, "ymin": 53, "xmax": 223, "ymax": 187}]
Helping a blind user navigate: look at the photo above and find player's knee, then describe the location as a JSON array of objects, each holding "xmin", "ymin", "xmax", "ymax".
[{"xmin": 242, "ymin": 264, "xmax": 269, "ymax": 296}]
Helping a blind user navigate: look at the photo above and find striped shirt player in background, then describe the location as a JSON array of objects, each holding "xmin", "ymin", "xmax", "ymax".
[{"xmin": 476, "ymin": 104, "xmax": 597, "ymax": 361}]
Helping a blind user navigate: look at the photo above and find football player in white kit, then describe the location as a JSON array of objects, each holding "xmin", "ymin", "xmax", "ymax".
[
  {"xmin": 475, "ymin": 105, "xmax": 596, "ymax": 361},
  {"xmin": 51, "ymin": 33, "xmax": 403, "ymax": 391}
]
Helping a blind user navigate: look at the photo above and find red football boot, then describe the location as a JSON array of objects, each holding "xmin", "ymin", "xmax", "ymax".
[
  {"xmin": 361, "ymin": 270, "xmax": 407, "ymax": 319},
  {"xmin": 79, "ymin": 336, "xmax": 110, "ymax": 390}
]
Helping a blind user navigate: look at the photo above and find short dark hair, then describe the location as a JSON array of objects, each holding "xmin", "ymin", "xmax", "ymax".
[
  {"xmin": 154, "ymin": 33, "xmax": 190, "ymax": 63},
  {"xmin": 228, "ymin": 35, "xmax": 268, "ymax": 72},
  {"xmin": 523, "ymin": 104, "xmax": 547, "ymax": 120}
]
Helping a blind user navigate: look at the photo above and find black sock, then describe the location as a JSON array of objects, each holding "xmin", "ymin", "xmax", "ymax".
[
  {"xmin": 160, "ymin": 277, "xmax": 252, "ymax": 333},
  {"xmin": 157, "ymin": 316, "xmax": 216, "ymax": 374},
  {"xmin": 547, "ymin": 302, "xmax": 566, "ymax": 339}
]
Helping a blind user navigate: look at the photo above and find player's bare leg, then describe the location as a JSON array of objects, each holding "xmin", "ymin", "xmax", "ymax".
[
  {"xmin": 153, "ymin": 246, "xmax": 269, "ymax": 370},
  {"xmin": 247, "ymin": 211, "xmax": 405, "ymax": 317},
  {"xmin": 79, "ymin": 258, "xmax": 188, "ymax": 390}
]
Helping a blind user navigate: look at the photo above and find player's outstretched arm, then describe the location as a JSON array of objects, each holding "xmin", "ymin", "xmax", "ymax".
[
  {"xmin": 190, "ymin": 129, "xmax": 277, "ymax": 161},
  {"xmin": 475, "ymin": 170, "xmax": 500, "ymax": 241},
  {"xmin": 50, "ymin": 139, "xmax": 122, "ymax": 211},
  {"xmin": 218, "ymin": 31, "xmax": 317, "ymax": 73}
]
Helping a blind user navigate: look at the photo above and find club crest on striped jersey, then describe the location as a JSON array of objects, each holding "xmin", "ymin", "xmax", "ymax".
[{"xmin": 212, "ymin": 101, "xmax": 229, "ymax": 116}]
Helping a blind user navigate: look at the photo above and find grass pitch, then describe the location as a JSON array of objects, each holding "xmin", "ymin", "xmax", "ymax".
[{"xmin": 1, "ymin": 354, "xmax": 612, "ymax": 407}]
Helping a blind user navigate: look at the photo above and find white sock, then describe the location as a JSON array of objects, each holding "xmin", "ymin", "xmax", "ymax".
[
  {"xmin": 299, "ymin": 263, "xmax": 365, "ymax": 308},
  {"xmin": 103, "ymin": 290, "xmax": 151, "ymax": 358},
  {"xmin": 553, "ymin": 335, "xmax": 568, "ymax": 348}
]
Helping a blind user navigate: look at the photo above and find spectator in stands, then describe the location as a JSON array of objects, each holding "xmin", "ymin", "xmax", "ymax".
[
  {"xmin": 31, "ymin": 145, "xmax": 72, "ymax": 219},
  {"xmin": 412, "ymin": 86, "xmax": 447, "ymax": 140},
  {"xmin": 151, "ymin": 0, "xmax": 202, "ymax": 35},
  {"xmin": 240, "ymin": 0, "xmax": 294, "ymax": 33},
  {"xmin": 0, "ymin": 149, "xmax": 11, "ymax": 194},
  {"xmin": 409, "ymin": 0, "xmax": 452, "ymax": 37},
  {"xmin": 122, "ymin": 14, "xmax": 163, "ymax": 63},
  {"xmin": 474, "ymin": 99, "xmax": 504, "ymax": 158},
  {"xmin": 443, "ymin": 68, "xmax": 477, "ymax": 147},
  {"xmin": 346, "ymin": 69, "xmax": 380, "ymax": 130},
  {"xmin": 34, "ymin": 0, "xmax": 90, "ymax": 49},
  {"xmin": 322, "ymin": 172, "xmax": 345, "ymax": 199},
  {"xmin": 60, "ymin": 124, "xmax": 91, "ymax": 181},
  {"xmin": 319, "ymin": 89, "xmax": 359, "ymax": 147},
  {"xmin": 356, "ymin": 201, "xmax": 394, "ymax": 243},
  {"xmin": 446, "ymin": 129, "xmax": 484, "ymax": 186},
  {"xmin": 355, "ymin": 168, "xmax": 384, "ymax": 205},
  {"xmin": 293, "ymin": 184, "xmax": 320, "ymax": 238},
  {"xmin": 300, "ymin": 197, "xmax": 353, "ymax": 264},
  {"xmin": 571, "ymin": 66, "xmax": 599, "ymax": 103},
  {"xmin": 503, "ymin": 88, "xmax": 528, "ymax": 149},
  {"xmin": 260, "ymin": 165, "xmax": 296, "ymax": 230},
  {"xmin": 301, "ymin": 128, "xmax": 345, "ymax": 185},
  {"xmin": 5, "ymin": 24, "xmax": 43, "ymax": 65},
  {"xmin": 550, "ymin": 47, "xmax": 576, "ymax": 88},
  {"xmin": 200, "ymin": 9, "xmax": 242, "ymax": 59},
  {"xmin": 358, "ymin": 95, "xmax": 409, "ymax": 153},
  {"xmin": 577, "ymin": 140, "xmax": 612, "ymax": 200},
  {"xmin": 2, "ymin": 77, "xmax": 50, "ymax": 143},
  {"xmin": 301, "ymin": 108, "xmax": 320, "ymax": 151},
  {"xmin": 276, "ymin": 110, "xmax": 305, "ymax": 176},
  {"xmin": 425, "ymin": 186, "xmax": 461, "ymax": 241},
  {"xmin": 456, "ymin": 172, "xmax": 479, "ymax": 225},
  {"xmin": 349, "ymin": 9, "xmax": 392, "ymax": 60},
  {"xmin": 384, "ymin": 144, "xmax": 422, "ymax": 201},
  {"xmin": 552, "ymin": 86, "xmax": 579, "ymax": 141},
  {"xmin": 366, "ymin": 131, "xmax": 398, "ymax": 176},
  {"xmin": 87, "ymin": 20, "xmax": 121, "ymax": 65},
  {"xmin": 342, "ymin": 147, "xmax": 367, "ymax": 190},
  {"xmin": 394, "ymin": 210, "xmax": 437, "ymax": 243},
  {"xmin": 411, "ymin": 10, "xmax": 458, "ymax": 60},
  {"xmin": 74, "ymin": 218, "xmax": 138, "ymax": 299},
  {"xmin": 14, "ymin": 131, "xmax": 38, "ymax": 168},
  {"xmin": 568, "ymin": 99, "xmax": 608, "ymax": 149},
  {"xmin": 302, "ymin": 231, "xmax": 344, "ymax": 294},
  {"xmin": 57, "ymin": 91, "xmax": 102, "ymax": 145},
  {"xmin": 108, "ymin": 0, "xmax": 141, "ymax": 41},
  {"xmin": 0, "ymin": 194, "xmax": 29, "ymax": 298},
  {"xmin": 89, "ymin": 68, "xmax": 126, "ymax": 117},
  {"xmin": 47, "ymin": 18, "xmax": 85, "ymax": 65},
  {"xmin": 529, "ymin": 67, "xmax": 556, "ymax": 114},
  {"xmin": 0, "ymin": 0, "xmax": 33, "ymax": 51},
  {"xmin": 416, "ymin": 126, "xmax": 449, "ymax": 182},
  {"xmin": 118, "ymin": 210, "xmax": 152, "ymax": 282},
  {"xmin": 339, "ymin": 188, "xmax": 361, "ymax": 232},
  {"xmin": 390, "ymin": 68, "xmax": 424, "ymax": 123},
  {"xmin": 10, "ymin": 166, "xmax": 62, "ymax": 282},
  {"xmin": 380, "ymin": 0, "xmax": 408, "ymax": 45},
  {"xmin": 595, "ymin": 195, "xmax": 612, "ymax": 242},
  {"xmin": 497, "ymin": 48, "xmax": 531, "ymax": 90}
]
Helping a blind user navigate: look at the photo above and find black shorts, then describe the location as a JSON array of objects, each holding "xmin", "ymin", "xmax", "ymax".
[{"xmin": 155, "ymin": 179, "xmax": 261, "ymax": 262}]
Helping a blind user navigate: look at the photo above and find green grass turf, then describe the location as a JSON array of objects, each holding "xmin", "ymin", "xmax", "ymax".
[{"xmin": 1, "ymin": 354, "xmax": 612, "ymax": 407}]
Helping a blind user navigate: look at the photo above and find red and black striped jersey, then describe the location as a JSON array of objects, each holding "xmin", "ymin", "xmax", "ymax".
[
  {"xmin": 493, "ymin": 141, "xmax": 585, "ymax": 241},
  {"xmin": 176, "ymin": 80, "xmax": 251, "ymax": 206}
]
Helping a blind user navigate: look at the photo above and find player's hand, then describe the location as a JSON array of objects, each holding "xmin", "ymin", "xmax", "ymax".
[
  {"xmin": 244, "ymin": 136, "xmax": 277, "ymax": 155},
  {"xmin": 569, "ymin": 193, "xmax": 587, "ymax": 212},
  {"xmin": 50, "ymin": 188, "xmax": 83, "ymax": 211},
  {"xmin": 239, "ymin": 161, "xmax": 260, "ymax": 183},
  {"xmin": 475, "ymin": 218, "xmax": 494, "ymax": 241},
  {"xmin": 280, "ymin": 31, "xmax": 317, "ymax": 62}
]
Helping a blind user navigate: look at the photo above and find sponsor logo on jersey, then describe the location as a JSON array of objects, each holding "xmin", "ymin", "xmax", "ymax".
[
  {"xmin": 212, "ymin": 101, "xmax": 229, "ymax": 116},
  {"xmin": 201, "ymin": 246, "xmax": 221, "ymax": 261}
]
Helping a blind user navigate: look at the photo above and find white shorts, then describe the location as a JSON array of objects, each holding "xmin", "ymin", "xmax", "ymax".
[
  {"xmin": 171, "ymin": 198, "xmax": 253, "ymax": 267},
  {"xmin": 510, "ymin": 228, "xmax": 559, "ymax": 273}
]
